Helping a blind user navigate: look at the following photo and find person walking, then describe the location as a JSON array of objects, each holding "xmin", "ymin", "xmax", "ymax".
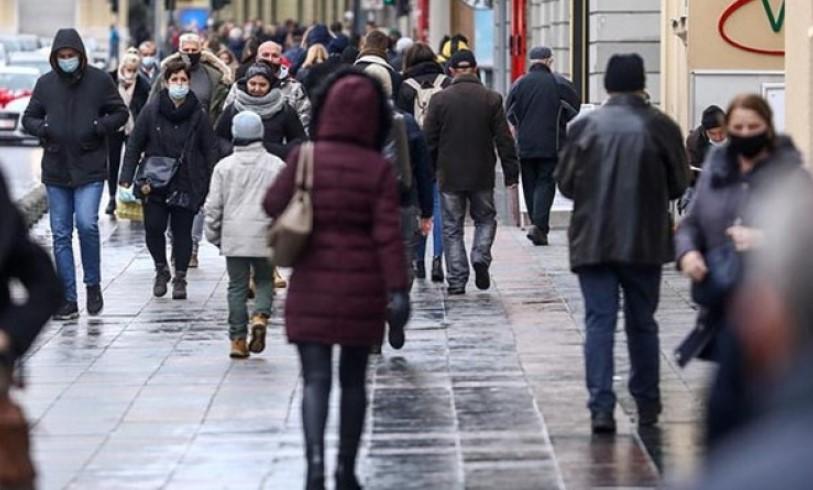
[
  {"xmin": 295, "ymin": 44, "xmax": 328, "ymax": 84},
  {"xmin": 263, "ymin": 69, "xmax": 410, "ymax": 490},
  {"xmin": 675, "ymin": 94, "xmax": 805, "ymax": 447},
  {"xmin": 555, "ymin": 54, "xmax": 690, "ymax": 433},
  {"xmin": 398, "ymin": 42, "xmax": 452, "ymax": 282},
  {"xmin": 423, "ymin": 50, "xmax": 519, "ymax": 295},
  {"xmin": 355, "ymin": 30, "xmax": 402, "ymax": 101},
  {"xmin": 106, "ymin": 51, "xmax": 150, "ymax": 216},
  {"xmin": 204, "ymin": 111, "xmax": 285, "ymax": 359},
  {"xmin": 120, "ymin": 60, "xmax": 219, "ymax": 300},
  {"xmin": 138, "ymin": 40, "xmax": 160, "ymax": 84},
  {"xmin": 215, "ymin": 62, "xmax": 305, "ymax": 159},
  {"xmin": 687, "ymin": 105, "xmax": 728, "ymax": 170},
  {"xmin": 506, "ymin": 46, "xmax": 580, "ymax": 246},
  {"xmin": 22, "ymin": 28, "xmax": 129, "ymax": 320}
]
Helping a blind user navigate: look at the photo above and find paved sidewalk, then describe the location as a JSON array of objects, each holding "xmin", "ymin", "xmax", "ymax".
[{"xmin": 14, "ymin": 212, "xmax": 710, "ymax": 489}]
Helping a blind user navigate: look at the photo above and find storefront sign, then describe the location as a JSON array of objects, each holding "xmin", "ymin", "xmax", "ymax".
[{"xmin": 718, "ymin": 0, "xmax": 785, "ymax": 56}]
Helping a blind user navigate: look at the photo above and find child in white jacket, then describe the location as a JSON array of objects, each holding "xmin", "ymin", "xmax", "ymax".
[{"xmin": 204, "ymin": 111, "xmax": 286, "ymax": 359}]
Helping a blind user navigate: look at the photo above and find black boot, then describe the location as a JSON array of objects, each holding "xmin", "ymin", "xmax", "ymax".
[
  {"xmin": 172, "ymin": 271, "xmax": 188, "ymax": 300},
  {"xmin": 335, "ymin": 462, "xmax": 362, "ymax": 490},
  {"xmin": 431, "ymin": 257, "xmax": 444, "ymax": 283},
  {"xmin": 305, "ymin": 444, "xmax": 325, "ymax": 490},
  {"xmin": 86, "ymin": 285, "xmax": 104, "ymax": 316},
  {"xmin": 153, "ymin": 264, "xmax": 171, "ymax": 298},
  {"xmin": 105, "ymin": 200, "xmax": 116, "ymax": 216},
  {"xmin": 413, "ymin": 260, "xmax": 426, "ymax": 279}
]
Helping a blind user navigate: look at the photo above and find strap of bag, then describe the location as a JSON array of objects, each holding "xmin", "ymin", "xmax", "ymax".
[
  {"xmin": 296, "ymin": 143, "xmax": 314, "ymax": 191},
  {"xmin": 404, "ymin": 78, "xmax": 421, "ymax": 91},
  {"xmin": 432, "ymin": 74, "xmax": 445, "ymax": 89}
]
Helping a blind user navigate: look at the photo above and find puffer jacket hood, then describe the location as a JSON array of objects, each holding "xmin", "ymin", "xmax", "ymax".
[
  {"xmin": 50, "ymin": 28, "xmax": 88, "ymax": 80},
  {"xmin": 306, "ymin": 24, "xmax": 333, "ymax": 48},
  {"xmin": 310, "ymin": 68, "xmax": 392, "ymax": 151}
]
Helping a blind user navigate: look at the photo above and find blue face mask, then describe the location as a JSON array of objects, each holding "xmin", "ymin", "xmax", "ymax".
[
  {"xmin": 57, "ymin": 56, "xmax": 80, "ymax": 73},
  {"xmin": 168, "ymin": 83, "xmax": 189, "ymax": 101},
  {"xmin": 142, "ymin": 56, "xmax": 157, "ymax": 68}
]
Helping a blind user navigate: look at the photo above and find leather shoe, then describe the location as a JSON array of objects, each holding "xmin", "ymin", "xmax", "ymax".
[{"xmin": 591, "ymin": 411, "xmax": 617, "ymax": 434}]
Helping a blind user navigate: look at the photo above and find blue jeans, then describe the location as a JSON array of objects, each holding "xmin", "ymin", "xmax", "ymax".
[
  {"xmin": 46, "ymin": 182, "xmax": 104, "ymax": 302},
  {"xmin": 577, "ymin": 264, "xmax": 662, "ymax": 414},
  {"xmin": 416, "ymin": 183, "xmax": 443, "ymax": 260},
  {"xmin": 441, "ymin": 190, "xmax": 496, "ymax": 289}
]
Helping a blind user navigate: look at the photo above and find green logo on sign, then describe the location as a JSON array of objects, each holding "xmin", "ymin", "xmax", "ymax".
[{"xmin": 761, "ymin": 0, "xmax": 785, "ymax": 33}]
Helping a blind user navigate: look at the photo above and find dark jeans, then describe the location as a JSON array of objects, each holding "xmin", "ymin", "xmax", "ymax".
[
  {"xmin": 416, "ymin": 183, "xmax": 443, "ymax": 260},
  {"xmin": 107, "ymin": 131, "xmax": 125, "ymax": 200},
  {"xmin": 401, "ymin": 205, "xmax": 419, "ymax": 290},
  {"xmin": 521, "ymin": 157, "xmax": 558, "ymax": 234},
  {"xmin": 46, "ymin": 182, "xmax": 104, "ymax": 302},
  {"xmin": 577, "ymin": 264, "xmax": 662, "ymax": 414},
  {"xmin": 143, "ymin": 198, "xmax": 196, "ymax": 273},
  {"xmin": 441, "ymin": 190, "xmax": 497, "ymax": 289},
  {"xmin": 297, "ymin": 342, "xmax": 370, "ymax": 474}
]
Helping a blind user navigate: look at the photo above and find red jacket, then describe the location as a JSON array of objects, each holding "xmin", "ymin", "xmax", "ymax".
[{"xmin": 264, "ymin": 74, "xmax": 407, "ymax": 347}]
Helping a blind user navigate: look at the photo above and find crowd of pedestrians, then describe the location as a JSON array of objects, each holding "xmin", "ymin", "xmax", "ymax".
[{"xmin": 2, "ymin": 16, "xmax": 811, "ymax": 490}]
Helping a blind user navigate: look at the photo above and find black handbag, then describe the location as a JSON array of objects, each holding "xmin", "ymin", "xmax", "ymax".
[
  {"xmin": 134, "ymin": 118, "xmax": 199, "ymax": 198},
  {"xmin": 674, "ymin": 307, "xmax": 723, "ymax": 367},
  {"xmin": 691, "ymin": 241, "xmax": 743, "ymax": 307}
]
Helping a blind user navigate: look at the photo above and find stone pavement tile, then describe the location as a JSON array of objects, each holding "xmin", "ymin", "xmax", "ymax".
[{"xmin": 372, "ymin": 386, "xmax": 455, "ymax": 433}]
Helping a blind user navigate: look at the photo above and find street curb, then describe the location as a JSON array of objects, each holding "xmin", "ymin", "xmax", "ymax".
[{"xmin": 15, "ymin": 184, "xmax": 47, "ymax": 228}]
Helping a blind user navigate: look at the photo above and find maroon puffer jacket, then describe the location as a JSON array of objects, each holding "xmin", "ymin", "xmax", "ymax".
[{"xmin": 264, "ymin": 74, "xmax": 407, "ymax": 347}]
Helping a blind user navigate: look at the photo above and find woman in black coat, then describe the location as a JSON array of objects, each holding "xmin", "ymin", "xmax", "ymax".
[
  {"xmin": 675, "ymin": 94, "xmax": 808, "ymax": 448},
  {"xmin": 215, "ymin": 62, "xmax": 306, "ymax": 159},
  {"xmin": 106, "ymin": 52, "xmax": 150, "ymax": 215},
  {"xmin": 120, "ymin": 60, "xmax": 218, "ymax": 301}
]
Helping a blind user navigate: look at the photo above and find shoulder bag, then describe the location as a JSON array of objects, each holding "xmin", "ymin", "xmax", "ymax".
[
  {"xmin": 267, "ymin": 142, "xmax": 314, "ymax": 267},
  {"xmin": 134, "ymin": 114, "xmax": 200, "ymax": 198}
]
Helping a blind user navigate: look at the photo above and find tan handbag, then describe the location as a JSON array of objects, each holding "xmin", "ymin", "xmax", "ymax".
[
  {"xmin": 0, "ymin": 369, "xmax": 36, "ymax": 490},
  {"xmin": 268, "ymin": 142, "xmax": 314, "ymax": 267}
]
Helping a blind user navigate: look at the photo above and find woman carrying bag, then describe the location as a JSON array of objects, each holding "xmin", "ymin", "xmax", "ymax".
[
  {"xmin": 675, "ymin": 94, "xmax": 807, "ymax": 447},
  {"xmin": 263, "ymin": 69, "xmax": 410, "ymax": 490},
  {"xmin": 120, "ymin": 60, "xmax": 219, "ymax": 300}
]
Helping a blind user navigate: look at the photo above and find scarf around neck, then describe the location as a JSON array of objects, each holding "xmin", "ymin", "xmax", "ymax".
[
  {"xmin": 158, "ymin": 89, "xmax": 200, "ymax": 123},
  {"xmin": 233, "ymin": 87, "xmax": 285, "ymax": 119}
]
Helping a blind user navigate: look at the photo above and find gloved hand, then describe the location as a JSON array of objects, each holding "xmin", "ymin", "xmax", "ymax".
[{"xmin": 386, "ymin": 290, "xmax": 411, "ymax": 350}]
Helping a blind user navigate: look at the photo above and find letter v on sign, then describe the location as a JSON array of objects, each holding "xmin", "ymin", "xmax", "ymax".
[
  {"xmin": 761, "ymin": 0, "xmax": 785, "ymax": 33},
  {"xmin": 718, "ymin": 0, "xmax": 785, "ymax": 56}
]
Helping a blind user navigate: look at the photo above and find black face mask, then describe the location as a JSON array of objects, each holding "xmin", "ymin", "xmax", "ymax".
[
  {"xmin": 728, "ymin": 132, "xmax": 770, "ymax": 159},
  {"xmin": 185, "ymin": 52, "xmax": 202, "ymax": 67}
]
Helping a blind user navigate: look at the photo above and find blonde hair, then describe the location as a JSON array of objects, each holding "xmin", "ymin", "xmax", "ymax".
[
  {"xmin": 119, "ymin": 52, "xmax": 141, "ymax": 71},
  {"xmin": 302, "ymin": 44, "xmax": 328, "ymax": 69}
]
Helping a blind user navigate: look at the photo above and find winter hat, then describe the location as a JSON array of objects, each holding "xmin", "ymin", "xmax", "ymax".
[
  {"xmin": 449, "ymin": 49, "xmax": 477, "ymax": 69},
  {"xmin": 232, "ymin": 111, "xmax": 264, "ymax": 145},
  {"xmin": 604, "ymin": 54, "xmax": 646, "ymax": 93},
  {"xmin": 245, "ymin": 62, "xmax": 276, "ymax": 85},
  {"xmin": 328, "ymin": 35, "xmax": 349, "ymax": 56},
  {"xmin": 701, "ymin": 105, "xmax": 725, "ymax": 130},
  {"xmin": 529, "ymin": 46, "xmax": 552, "ymax": 62},
  {"xmin": 395, "ymin": 37, "xmax": 414, "ymax": 54},
  {"xmin": 306, "ymin": 24, "xmax": 333, "ymax": 48}
]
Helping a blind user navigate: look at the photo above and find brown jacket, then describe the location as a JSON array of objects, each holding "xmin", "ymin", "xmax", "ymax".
[{"xmin": 424, "ymin": 75, "xmax": 519, "ymax": 192}]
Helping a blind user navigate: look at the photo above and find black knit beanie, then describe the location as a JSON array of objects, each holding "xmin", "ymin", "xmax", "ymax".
[
  {"xmin": 604, "ymin": 54, "xmax": 646, "ymax": 93},
  {"xmin": 701, "ymin": 105, "xmax": 725, "ymax": 130}
]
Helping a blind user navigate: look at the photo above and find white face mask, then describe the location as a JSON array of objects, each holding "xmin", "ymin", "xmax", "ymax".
[{"xmin": 710, "ymin": 138, "xmax": 728, "ymax": 148}]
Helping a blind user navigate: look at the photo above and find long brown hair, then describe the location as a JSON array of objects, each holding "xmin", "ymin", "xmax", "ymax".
[
  {"xmin": 725, "ymin": 94, "xmax": 777, "ymax": 145},
  {"xmin": 403, "ymin": 42, "xmax": 436, "ymax": 71}
]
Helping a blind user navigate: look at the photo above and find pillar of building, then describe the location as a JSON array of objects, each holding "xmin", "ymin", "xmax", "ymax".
[
  {"xmin": 428, "ymin": 0, "xmax": 451, "ymax": 53},
  {"xmin": 785, "ymin": 1, "xmax": 813, "ymax": 162},
  {"xmin": 0, "ymin": 0, "xmax": 17, "ymax": 34}
]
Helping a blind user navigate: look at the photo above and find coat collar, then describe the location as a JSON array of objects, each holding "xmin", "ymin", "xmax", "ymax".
[
  {"xmin": 452, "ymin": 74, "xmax": 481, "ymax": 86},
  {"xmin": 605, "ymin": 93, "xmax": 649, "ymax": 108}
]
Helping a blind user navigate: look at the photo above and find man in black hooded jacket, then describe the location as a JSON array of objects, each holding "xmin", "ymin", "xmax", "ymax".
[{"xmin": 22, "ymin": 28, "xmax": 128, "ymax": 321}]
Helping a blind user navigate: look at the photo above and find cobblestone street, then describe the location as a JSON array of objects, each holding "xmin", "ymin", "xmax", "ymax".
[{"xmin": 13, "ymin": 210, "xmax": 711, "ymax": 490}]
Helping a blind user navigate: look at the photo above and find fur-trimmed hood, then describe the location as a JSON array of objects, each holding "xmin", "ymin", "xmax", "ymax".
[{"xmin": 160, "ymin": 50, "xmax": 233, "ymax": 85}]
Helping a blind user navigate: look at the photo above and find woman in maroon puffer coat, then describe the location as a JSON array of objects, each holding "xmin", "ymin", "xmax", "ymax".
[{"xmin": 264, "ymin": 69, "xmax": 410, "ymax": 490}]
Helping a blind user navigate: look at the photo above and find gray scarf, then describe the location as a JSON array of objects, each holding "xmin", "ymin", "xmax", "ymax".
[{"xmin": 233, "ymin": 87, "xmax": 285, "ymax": 119}]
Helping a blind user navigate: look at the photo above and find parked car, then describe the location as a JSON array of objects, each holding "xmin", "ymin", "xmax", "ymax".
[
  {"xmin": 0, "ymin": 66, "xmax": 39, "ymax": 144},
  {"xmin": 8, "ymin": 51, "xmax": 51, "ymax": 75}
]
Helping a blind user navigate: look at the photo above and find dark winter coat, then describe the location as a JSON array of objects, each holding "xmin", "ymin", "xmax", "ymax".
[
  {"xmin": 108, "ymin": 70, "xmax": 151, "ymax": 132},
  {"xmin": 263, "ymin": 71, "xmax": 408, "ymax": 347},
  {"xmin": 686, "ymin": 125, "xmax": 713, "ymax": 170},
  {"xmin": 0, "ymin": 173, "xmax": 61, "ymax": 362},
  {"xmin": 215, "ymin": 98, "xmax": 306, "ymax": 159},
  {"xmin": 22, "ymin": 28, "xmax": 129, "ymax": 188},
  {"xmin": 301, "ymin": 56, "xmax": 343, "ymax": 97},
  {"xmin": 399, "ymin": 109, "xmax": 434, "ymax": 218},
  {"xmin": 556, "ymin": 94, "xmax": 690, "ymax": 271},
  {"xmin": 675, "ymin": 136, "xmax": 804, "ymax": 264},
  {"xmin": 506, "ymin": 63, "xmax": 580, "ymax": 159},
  {"xmin": 396, "ymin": 61, "xmax": 452, "ymax": 116},
  {"xmin": 120, "ymin": 91, "xmax": 219, "ymax": 211},
  {"xmin": 423, "ymin": 74, "xmax": 520, "ymax": 192}
]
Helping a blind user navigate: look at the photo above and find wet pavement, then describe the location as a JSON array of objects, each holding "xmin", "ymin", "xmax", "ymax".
[{"xmin": 14, "ymin": 200, "xmax": 711, "ymax": 490}]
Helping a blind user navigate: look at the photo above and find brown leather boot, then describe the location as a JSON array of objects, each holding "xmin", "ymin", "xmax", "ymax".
[
  {"xmin": 273, "ymin": 268, "xmax": 287, "ymax": 289},
  {"xmin": 248, "ymin": 314, "xmax": 268, "ymax": 354},
  {"xmin": 230, "ymin": 338, "xmax": 249, "ymax": 359}
]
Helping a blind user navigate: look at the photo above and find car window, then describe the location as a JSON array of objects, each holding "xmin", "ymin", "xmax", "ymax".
[
  {"xmin": 0, "ymin": 73, "xmax": 38, "ymax": 91},
  {"xmin": 9, "ymin": 60, "xmax": 50, "ymax": 75}
]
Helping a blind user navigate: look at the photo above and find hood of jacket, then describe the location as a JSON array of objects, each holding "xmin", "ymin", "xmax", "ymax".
[
  {"xmin": 310, "ymin": 69, "xmax": 391, "ymax": 150},
  {"xmin": 231, "ymin": 141, "xmax": 268, "ymax": 160},
  {"xmin": 356, "ymin": 53, "xmax": 393, "ymax": 71},
  {"xmin": 709, "ymin": 135, "xmax": 803, "ymax": 189},
  {"xmin": 50, "ymin": 28, "xmax": 88, "ymax": 81},
  {"xmin": 307, "ymin": 24, "xmax": 333, "ymax": 48},
  {"xmin": 161, "ymin": 50, "xmax": 234, "ymax": 85}
]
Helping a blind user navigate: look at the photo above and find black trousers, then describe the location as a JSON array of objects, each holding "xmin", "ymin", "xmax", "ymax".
[
  {"xmin": 143, "ymin": 198, "xmax": 195, "ymax": 272},
  {"xmin": 297, "ymin": 342, "xmax": 370, "ymax": 474},
  {"xmin": 520, "ymin": 157, "xmax": 558, "ymax": 234},
  {"xmin": 108, "ymin": 131, "xmax": 126, "ymax": 199}
]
